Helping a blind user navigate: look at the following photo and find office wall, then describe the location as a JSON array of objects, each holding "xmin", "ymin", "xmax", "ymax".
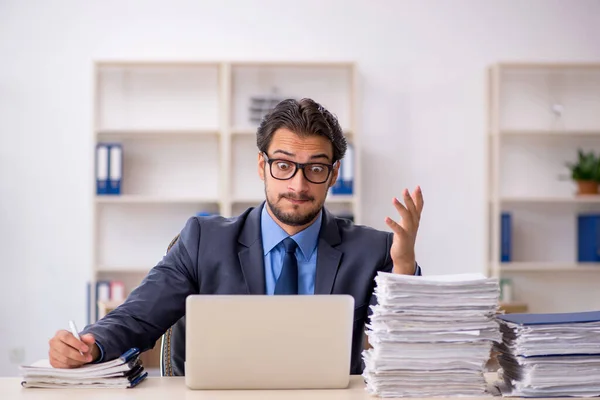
[{"xmin": 1, "ymin": 0, "xmax": 599, "ymax": 376}]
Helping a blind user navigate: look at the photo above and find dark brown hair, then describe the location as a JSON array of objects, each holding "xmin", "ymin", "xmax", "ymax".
[{"xmin": 256, "ymin": 98, "xmax": 347, "ymax": 163}]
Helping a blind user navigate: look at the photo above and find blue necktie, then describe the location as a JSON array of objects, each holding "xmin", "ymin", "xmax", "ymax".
[{"xmin": 274, "ymin": 238, "xmax": 298, "ymax": 295}]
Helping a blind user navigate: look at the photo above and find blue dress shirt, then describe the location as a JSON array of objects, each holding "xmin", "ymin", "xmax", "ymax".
[{"xmin": 261, "ymin": 205, "xmax": 322, "ymax": 295}]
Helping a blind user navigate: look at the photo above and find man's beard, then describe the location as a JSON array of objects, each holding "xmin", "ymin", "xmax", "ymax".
[{"xmin": 266, "ymin": 189, "xmax": 323, "ymax": 227}]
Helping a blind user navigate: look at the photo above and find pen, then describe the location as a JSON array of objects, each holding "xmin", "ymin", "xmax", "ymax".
[{"xmin": 68, "ymin": 320, "xmax": 84, "ymax": 356}]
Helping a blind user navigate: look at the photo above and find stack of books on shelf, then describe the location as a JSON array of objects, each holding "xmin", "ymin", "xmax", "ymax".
[
  {"xmin": 20, "ymin": 348, "xmax": 147, "ymax": 389},
  {"xmin": 362, "ymin": 272, "xmax": 501, "ymax": 397},
  {"xmin": 495, "ymin": 311, "xmax": 600, "ymax": 397},
  {"xmin": 248, "ymin": 92, "xmax": 285, "ymax": 124}
]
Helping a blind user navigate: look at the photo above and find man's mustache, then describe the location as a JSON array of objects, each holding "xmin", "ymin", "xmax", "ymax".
[{"xmin": 280, "ymin": 193, "xmax": 314, "ymax": 202}]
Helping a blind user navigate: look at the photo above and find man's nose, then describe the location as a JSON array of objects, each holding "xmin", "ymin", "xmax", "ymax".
[{"xmin": 288, "ymin": 168, "xmax": 310, "ymax": 192}]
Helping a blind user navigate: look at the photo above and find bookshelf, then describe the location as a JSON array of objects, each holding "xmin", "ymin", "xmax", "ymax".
[
  {"xmin": 91, "ymin": 60, "xmax": 359, "ymax": 322},
  {"xmin": 488, "ymin": 63, "xmax": 600, "ymax": 314}
]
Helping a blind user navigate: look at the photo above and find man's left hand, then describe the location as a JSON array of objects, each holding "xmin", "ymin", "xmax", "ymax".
[{"xmin": 385, "ymin": 186, "xmax": 424, "ymax": 275}]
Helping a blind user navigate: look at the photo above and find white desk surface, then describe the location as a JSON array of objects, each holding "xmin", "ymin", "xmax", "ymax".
[
  {"xmin": 0, "ymin": 375, "xmax": 501, "ymax": 400},
  {"xmin": 0, "ymin": 375, "xmax": 574, "ymax": 400}
]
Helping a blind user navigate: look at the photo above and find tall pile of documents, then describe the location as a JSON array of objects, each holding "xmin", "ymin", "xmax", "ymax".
[
  {"xmin": 20, "ymin": 348, "xmax": 147, "ymax": 389},
  {"xmin": 362, "ymin": 272, "xmax": 501, "ymax": 397},
  {"xmin": 496, "ymin": 311, "xmax": 600, "ymax": 397}
]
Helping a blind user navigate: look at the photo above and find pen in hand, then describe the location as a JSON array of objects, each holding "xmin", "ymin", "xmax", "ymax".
[{"xmin": 68, "ymin": 320, "xmax": 84, "ymax": 356}]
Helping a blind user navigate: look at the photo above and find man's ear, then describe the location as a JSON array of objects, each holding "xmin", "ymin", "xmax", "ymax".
[
  {"xmin": 329, "ymin": 160, "xmax": 340, "ymax": 187},
  {"xmin": 258, "ymin": 152, "xmax": 265, "ymax": 181}
]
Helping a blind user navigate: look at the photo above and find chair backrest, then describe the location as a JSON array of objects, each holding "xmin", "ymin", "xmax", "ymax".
[{"xmin": 159, "ymin": 234, "xmax": 187, "ymax": 376}]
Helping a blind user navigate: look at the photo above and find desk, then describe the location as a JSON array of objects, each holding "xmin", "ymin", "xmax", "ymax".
[
  {"xmin": 0, "ymin": 376, "xmax": 445, "ymax": 399},
  {"xmin": 0, "ymin": 375, "xmax": 571, "ymax": 399}
]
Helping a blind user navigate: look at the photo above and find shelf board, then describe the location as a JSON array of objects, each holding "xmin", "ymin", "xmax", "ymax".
[
  {"xmin": 95, "ymin": 195, "xmax": 220, "ymax": 205},
  {"xmin": 499, "ymin": 196, "xmax": 600, "ymax": 204},
  {"xmin": 499, "ymin": 301, "xmax": 528, "ymax": 313},
  {"xmin": 96, "ymin": 60, "xmax": 221, "ymax": 68},
  {"xmin": 231, "ymin": 128, "xmax": 257, "ymax": 136},
  {"xmin": 96, "ymin": 129, "xmax": 219, "ymax": 140},
  {"xmin": 231, "ymin": 61, "xmax": 354, "ymax": 68},
  {"xmin": 97, "ymin": 300, "xmax": 124, "ymax": 308},
  {"xmin": 498, "ymin": 62, "xmax": 600, "ymax": 70},
  {"xmin": 496, "ymin": 130, "xmax": 600, "ymax": 138},
  {"xmin": 500, "ymin": 262, "xmax": 600, "ymax": 272}
]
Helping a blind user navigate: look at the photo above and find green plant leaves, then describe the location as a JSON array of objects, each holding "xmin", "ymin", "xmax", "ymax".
[{"xmin": 566, "ymin": 149, "xmax": 600, "ymax": 181}]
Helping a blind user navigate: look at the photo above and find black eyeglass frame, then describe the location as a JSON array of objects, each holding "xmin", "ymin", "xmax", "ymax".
[{"xmin": 261, "ymin": 152, "xmax": 335, "ymax": 184}]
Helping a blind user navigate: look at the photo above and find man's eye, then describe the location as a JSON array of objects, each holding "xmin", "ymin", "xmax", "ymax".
[
  {"xmin": 276, "ymin": 162, "xmax": 292, "ymax": 170},
  {"xmin": 310, "ymin": 166, "xmax": 325, "ymax": 173}
]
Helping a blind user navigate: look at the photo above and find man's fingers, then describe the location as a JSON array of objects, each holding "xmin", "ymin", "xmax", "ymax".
[
  {"xmin": 403, "ymin": 189, "xmax": 419, "ymax": 226},
  {"xmin": 413, "ymin": 186, "xmax": 424, "ymax": 217},
  {"xmin": 53, "ymin": 336, "xmax": 90, "ymax": 364},
  {"xmin": 392, "ymin": 197, "xmax": 414, "ymax": 231},
  {"xmin": 58, "ymin": 330, "xmax": 89, "ymax": 353},
  {"xmin": 80, "ymin": 334, "xmax": 95, "ymax": 347},
  {"xmin": 48, "ymin": 354, "xmax": 70, "ymax": 369},
  {"xmin": 49, "ymin": 348, "xmax": 83, "ymax": 368},
  {"xmin": 385, "ymin": 217, "xmax": 407, "ymax": 236}
]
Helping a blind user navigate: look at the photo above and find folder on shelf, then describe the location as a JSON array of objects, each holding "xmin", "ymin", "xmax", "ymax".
[
  {"xmin": 108, "ymin": 143, "xmax": 122, "ymax": 195},
  {"xmin": 501, "ymin": 212, "xmax": 511, "ymax": 262},
  {"xmin": 110, "ymin": 281, "xmax": 125, "ymax": 303},
  {"xmin": 577, "ymin": 214, "xmax": 600, "ymax": 262},
  {"xmin": 342, "ymin": 143, "xmax": 354, "ymax": 194},
  {"xmin": 86, "ymin": 282, "xmax": 90, "ymax": 326},
  {"xmin": 20, "ymin": 348, "xmax": 147, "ymax": 389},
  {"xmin": 332, "ymin": 143, "xmax": 354, "ymax": 195},
  {"xmin": 95, "ymin": 144, "xmax": 109, "ymax": 195},
  {"xmin": 95, "ymin": 280, "xmax": 111, "ymax": 321}
]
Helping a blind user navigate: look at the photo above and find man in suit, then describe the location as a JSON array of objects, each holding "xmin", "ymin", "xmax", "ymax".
[{"xmin": 48, "ymin": 98, "xmax": 424, "ymax": 375}]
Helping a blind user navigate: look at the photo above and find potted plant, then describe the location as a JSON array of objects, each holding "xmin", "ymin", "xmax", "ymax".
[{"xmin": 566, "ymin": 149, "xmax": 600, "ymax": 195}]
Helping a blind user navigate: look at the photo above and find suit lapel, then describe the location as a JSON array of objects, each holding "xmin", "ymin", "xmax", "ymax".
[
  {"xmin": 315, "ymin": 208, "xmax": 343, "ymax": 295},
  {"xmin": 238, "ymin": 203, "xmax": 266, "ymax": 294}
]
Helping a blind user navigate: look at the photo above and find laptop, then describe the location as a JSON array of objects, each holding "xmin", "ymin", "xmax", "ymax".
[{"xmin": 184, "ymin": 294, "xmax": 355, "ymax": 390}]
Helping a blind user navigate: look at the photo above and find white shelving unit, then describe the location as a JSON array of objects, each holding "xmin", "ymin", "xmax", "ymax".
[
  {"xmin": 91, "ymin": 60, "xmax": 359, "ymax": 322},
  {"xmin": 488, "ymin": 63, "xmax": 600, "ymax": 314}
]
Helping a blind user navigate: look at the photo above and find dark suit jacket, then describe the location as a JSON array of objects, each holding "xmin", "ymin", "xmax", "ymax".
[{"xmin": 83, "ymin": 203, "xmax": 421, "ymax": 375}]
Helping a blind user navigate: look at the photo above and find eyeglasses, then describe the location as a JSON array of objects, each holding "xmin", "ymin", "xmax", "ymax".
[{"xmin": 262, "ymin": 152, "xmax": 334, "ymax": 184}]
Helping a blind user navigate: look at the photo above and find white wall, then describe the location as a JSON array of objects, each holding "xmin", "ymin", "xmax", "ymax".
[{"xmin": 1, "ymin": 0, "xmax": 600, "ymax": 376}]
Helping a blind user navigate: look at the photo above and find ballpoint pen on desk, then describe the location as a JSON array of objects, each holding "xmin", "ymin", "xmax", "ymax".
[{"xmin": 68, "ymin": 320, "xmax": 84, "ymax": 356}]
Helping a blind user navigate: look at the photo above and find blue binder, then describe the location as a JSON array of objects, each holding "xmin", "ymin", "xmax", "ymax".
[
  {"xmin": 498, "ymin": 310, "xmax": 600, "ymax": 326},
  {"xmin": 95, "ymin": 144, "xmax": 109, "ymax": 195},
  {"xmin": 501, "ymin": 212, "xmax": 511, "ymax": 262},
  {"xmin": 107, "ymin": 143, "xmax": 122, "ymax": 195},
  {"xmin": 332, "ymin": 143, "xmax": 353, "ymax": 195},
  {"xmin": 577, "ymin": 214, "xmax": 600, "ymax": 262}
]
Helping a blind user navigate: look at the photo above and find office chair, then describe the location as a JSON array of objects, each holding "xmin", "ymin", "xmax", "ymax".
[{"xmin": 159, "ymin": 234, "xmax": 186, "ymax": 377}]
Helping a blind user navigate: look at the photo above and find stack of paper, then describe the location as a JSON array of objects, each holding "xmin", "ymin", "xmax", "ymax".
[
  {"xmin": 362, "ymin": 272, "xmax": 501, "ymax": 397},
  {"xmin": 20, "ymin": 348, "xmax": 147, "ymax": 389},
  {"xmin": 496, "ymin": 311, "xmax": 600, "ymax": 397}
]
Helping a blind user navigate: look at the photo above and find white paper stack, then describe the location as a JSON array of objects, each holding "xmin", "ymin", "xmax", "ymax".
[
  {"xmin": 496, "ymin": 311, "xmax": 600, "ymax": 397},
  {"xmin": 20, "ymin": 348, "xmax": 147, "ymax": 389},
  {"xmin": 362, "ymin": 272, "xmax": 501, "ymax": 397}
]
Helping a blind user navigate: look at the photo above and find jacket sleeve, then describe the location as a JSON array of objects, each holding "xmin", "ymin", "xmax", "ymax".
[{"xmin": 81, "ymin": 216, "xmax": 200, "ymax": 361}]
